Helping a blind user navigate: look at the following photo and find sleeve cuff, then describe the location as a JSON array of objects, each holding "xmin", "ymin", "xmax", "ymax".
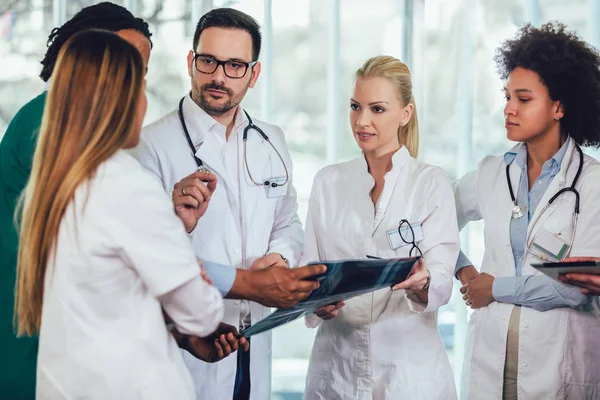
[
  {"xmin": 269, "ymin": 245, "xmax": 299, "ymax": 267},
  {"xmin": 305, "ymin": 313, "xmax": 322, "ymax": 329},
  {"xmin": 454, "ymin": 251, "xmax": 473, "ymax": 278},
  {"xmin": 405, "ymin": 290, "xmax": 428, "ymax": 313},
  {"xmin": 405, "ymin": 269, "xmax": 451, "ymax": 313},
  {"xmin": 492, "ymin": 277, "xmax": 517, "ymax": 303},
  {"xmin": 201, "ymin": 259, "xmax": 237, "ymax": 297}
]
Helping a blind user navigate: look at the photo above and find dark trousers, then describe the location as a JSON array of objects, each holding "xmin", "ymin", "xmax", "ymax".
[{"xmin": 233, "ymin": 338, "xmax": 250, "ymax": 400}]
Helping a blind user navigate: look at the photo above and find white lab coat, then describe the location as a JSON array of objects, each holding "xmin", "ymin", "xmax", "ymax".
[
  {"xmin": 302, "ymin": 147, "xmax": 459, "ymax": 400},
  {"xmin": 36, "ymin": 151, "xmax": 224, "ymax": 400},
  {"xmin": 133, "ymin": 94, "xmax": 303, "ymax": 400},
  {"xmin": 455, "ymin": 140, "xmax": 600, "ymax": 399}
]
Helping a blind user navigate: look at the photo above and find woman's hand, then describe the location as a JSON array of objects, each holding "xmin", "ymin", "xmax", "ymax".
[
  {"xmin": 392, "ymin": 258, "xmax": 430, "ymax": 303},
  {"xmin": 560, "ymin": 273, "xmax": 600, "ymax": 295},
  {"xmin": 557, "ymin": 257, "xmax": 600, "ymax": 295},
  {"xmin": 314, "ymin": 301, "xmax": 345, "ymax": 320}
]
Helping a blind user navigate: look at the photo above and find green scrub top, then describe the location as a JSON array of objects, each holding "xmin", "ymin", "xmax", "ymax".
[{"xmin": 0, "ymin": 92, "xmax": 46, "ymax": 399}]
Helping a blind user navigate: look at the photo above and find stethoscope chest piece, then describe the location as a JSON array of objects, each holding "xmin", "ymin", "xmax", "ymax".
[{"xmin": 511, "ymin": 203, "xmax": 526, "ymax": 219}]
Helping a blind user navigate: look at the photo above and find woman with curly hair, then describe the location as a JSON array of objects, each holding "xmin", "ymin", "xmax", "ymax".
[{"xmin": 454, "ymin": 22, "xmax": 600, "ymax": 399}]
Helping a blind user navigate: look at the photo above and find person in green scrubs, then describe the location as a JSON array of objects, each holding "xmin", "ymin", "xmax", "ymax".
[{"xmin": 0, "ymin": 3, "xmax": 152, "ymax": 397}]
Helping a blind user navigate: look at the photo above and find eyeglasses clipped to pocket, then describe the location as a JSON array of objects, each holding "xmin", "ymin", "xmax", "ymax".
[{"xmin": 386, "ymin": 220, "xmax": 424, "ymax": 257}]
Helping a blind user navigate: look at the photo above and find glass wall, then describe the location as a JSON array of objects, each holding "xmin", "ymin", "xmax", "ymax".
[{"xmin": 1, "ymin": 0, "xmax": 595, "ymax": 398}]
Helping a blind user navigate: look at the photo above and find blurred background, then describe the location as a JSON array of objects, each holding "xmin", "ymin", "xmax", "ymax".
[{"xmin": 1, "ymin": 0, "xmax": 598, "ymax": 398}]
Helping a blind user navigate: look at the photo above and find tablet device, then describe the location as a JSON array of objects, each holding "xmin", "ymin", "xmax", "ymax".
[{"xmin": 531, "ymin": 260, "xmax": 600, "ymax": 279}]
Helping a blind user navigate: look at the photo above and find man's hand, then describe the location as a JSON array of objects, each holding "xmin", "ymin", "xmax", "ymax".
[
  {"xmin": 558, "ymin": 256, "xmax": 600, "ymax": 295},
  {"xmin": 460, "ymin": 272, "xmax": 495, "ymax": 308},
  {"xmin": 250, "ymin": 253, "xmax": 288, "ymax": 270},
  {"xmin": 172, "ymin": 171, "xmax": 217, "ymax": 233},
  {"xmin": 315, "ymin": 301, "xmax": 345, "ymax": 320},
  {"xmin": 457, "ymin": 265, "xmax": 479, "ymax": 286},
  {"xmin": 231, "ymin": 264, "xmax": 327, "ymax": 308},
  {"xmin": 174, "ymin": 323, "xmax": 249, "ymax": 363}
]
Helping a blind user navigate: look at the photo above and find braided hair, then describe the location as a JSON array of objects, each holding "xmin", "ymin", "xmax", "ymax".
[{"xmin": 40, "ymin": 1, "xmax": 152, "ymax": 82}]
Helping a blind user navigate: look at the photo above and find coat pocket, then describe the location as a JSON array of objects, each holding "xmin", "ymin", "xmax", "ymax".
[
  {"xmin": 564, "ymin": 311, "xmax": 600, "ymax": 391},
  {"xmin": 304, "ymin": 373, "xmax": 334, "ymax": 400}
]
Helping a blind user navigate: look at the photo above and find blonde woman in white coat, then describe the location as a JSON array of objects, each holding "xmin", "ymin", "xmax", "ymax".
[{"xmin": 301, "ymin": 56, "xmax": 460, "ymax": 400}]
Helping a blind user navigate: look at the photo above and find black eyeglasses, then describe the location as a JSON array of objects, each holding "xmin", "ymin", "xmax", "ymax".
[
  {"xmin": 398, "ymin": 219, "xmax": 423, "ymax": 257},
  {"xmin": 193, "ymin": 53, "xmax": 257, "ymax": 79}
]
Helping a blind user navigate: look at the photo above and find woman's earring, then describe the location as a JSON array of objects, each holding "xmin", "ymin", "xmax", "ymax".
[{"xmin": 554, "ymin": 116, "xmax": 560, "ymax": 121}]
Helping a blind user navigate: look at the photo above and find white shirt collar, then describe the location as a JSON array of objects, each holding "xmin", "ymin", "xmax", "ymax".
[
  {"xmin": 358, "ymin": 145, "xmax": 411, "ymax": 175},
  {"xmin": 181, "ymin": 93, "xmax": 249, "ymax": 146}
]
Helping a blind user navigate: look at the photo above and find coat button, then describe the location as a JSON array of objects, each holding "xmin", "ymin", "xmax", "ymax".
[
  {"xmin": 523, "ymin": 322, "xmax": 529, "ymax": 328},
  {"xmin": 521, "ymin": 361, "xmax": 528, "ymax": 368},
  {"xmin": 234, "ymin": 246, "xmax": 240, "ymax": 254},
  {"xmin": 234, "ymin": 300, "xmax": 240, "ymax": 305}
]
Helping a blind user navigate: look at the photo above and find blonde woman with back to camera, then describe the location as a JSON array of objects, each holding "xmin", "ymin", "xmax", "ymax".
[
  {"xmin": 301, "ymin": 56, "xmax": 459, "ymax": 399},
  {"xmin": 14, "ymin": 30, "xmax": 234, "ymax": 399}
]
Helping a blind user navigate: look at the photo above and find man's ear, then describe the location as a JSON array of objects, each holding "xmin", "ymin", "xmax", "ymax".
[
  {"xmin": 248, "ymin": 62, "xmax": 261, "ymax": 89},
  {"xmin": 187, "ymin": 51, "xmax": 194, "ymax": 77}
]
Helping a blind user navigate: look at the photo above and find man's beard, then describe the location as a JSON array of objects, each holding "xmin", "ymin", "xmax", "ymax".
[{"xmin": 195, "ymin": 81, "xmax": 249, "ymax": 116}]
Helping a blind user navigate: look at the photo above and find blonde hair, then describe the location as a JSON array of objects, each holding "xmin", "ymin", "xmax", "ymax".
[
  {"xmin": 355, "ymin": 55, "xmax": 419, "ymax": 158},
  {"xmin": 15, "ymin": 29, "xmax": 144, "ymax": 336}
]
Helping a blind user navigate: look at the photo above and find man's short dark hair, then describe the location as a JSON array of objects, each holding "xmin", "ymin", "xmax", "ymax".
[
  {"xmin": 40, "ymin": 1, "xmax": 152, "ymax": 82},
  {"xmin": 193, "ymin": 8, "xmax": 262, "ymax": 61}
]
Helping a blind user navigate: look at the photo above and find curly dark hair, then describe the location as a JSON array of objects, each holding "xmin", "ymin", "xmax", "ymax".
[
  {"xmin": 494, "ymin": 21, "xmax": 600, "ymax": 147},
  {"xmin": 40, "ymin": 2, "xmax": 152, "ymax": 82}
]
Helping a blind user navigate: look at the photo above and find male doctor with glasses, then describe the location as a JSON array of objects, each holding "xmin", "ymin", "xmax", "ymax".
[{"xmin": 134, "ymin": 8, "xmax": 304, "ymax": 400}]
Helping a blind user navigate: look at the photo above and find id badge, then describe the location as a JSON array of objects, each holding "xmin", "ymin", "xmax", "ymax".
[
  {"xmin": 386, "ymin": 222, "xmax": 424, "ymax": 250},
  {"xmin": 266, "ymin": 176, "xmax": 287, "ymax": 198},
  {"xmin": 532, "ymin": 227, "xmax": 570, "ymax": 260}
]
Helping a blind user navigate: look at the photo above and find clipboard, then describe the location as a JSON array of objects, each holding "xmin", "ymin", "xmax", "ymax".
[
  {"xmin": 241, "ymin": 256, "xmax": 419, "ymax": 337},
  {"xmin": 531, "ymin": 260, "xmax": 600, "ymax": 279}
]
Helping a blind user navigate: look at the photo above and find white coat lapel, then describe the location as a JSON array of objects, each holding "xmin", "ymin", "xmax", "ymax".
[
  {"xmin": 501, "ymin": 159, "xmax": 523, "ymax": 272},
  {"xmin": 181, "ymin": 94, "xmax": 236, "ymax": 196},
  {"xmin": 195, "ymin": 135, "xmax": 235, "ymax": 194},
  {"xmin": 240, "ymin": 126, "xmax": 273, "ymax": 214},
  {"xmin": 371, "ymin": 147, "xmax": 410, "ymax": 233},
  {"xmin": 506, "ymin": 158, "xmax": 522, "ymax": 219}
]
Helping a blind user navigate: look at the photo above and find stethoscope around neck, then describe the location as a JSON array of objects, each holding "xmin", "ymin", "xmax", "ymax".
[
  {"xmin": 177, "ymin": 95, "xmax": 289, "ymax": 188},
  {"xmin": 506, "ymin": 143, "xmax": 584, "ymax": 261}
]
